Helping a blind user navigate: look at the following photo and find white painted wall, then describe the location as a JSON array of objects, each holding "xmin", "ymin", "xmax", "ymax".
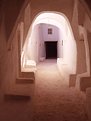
[
  {"xmin": 24, "ymin": 12, "xmax": 77, "ymax": 75},
  {"xmin": 41, "ymin": 23, "xmax": 59, "ymax": 42},
  {"xmin": 58, "ymin": 29, "xmax": 64, "ymax": 58},
  {"xmin": 63, "ymin": 27, "xmax": 77, "ymax": 73},
  {"xmin": 37, "ymin": 24, "xmax": 45, "ymax": 61},
  {"xmin": 26, "ymin": 25, "xmax": 39, "ymax": 63},
  {"xmin": 41, "ymin": 23, "xmax": 63, "ymax": 58},
  {"xmin": 26, "ymin": 23, "xmax": 63, "ymax": 62},
  {"xmin": 25, "ymin": 24, "xmax": 45, "ymax": 64}
]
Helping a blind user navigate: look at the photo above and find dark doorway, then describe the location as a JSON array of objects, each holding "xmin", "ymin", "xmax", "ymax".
[{"xmin": 45, "ymin": 41, "xmax": 57, "ymax": 59}]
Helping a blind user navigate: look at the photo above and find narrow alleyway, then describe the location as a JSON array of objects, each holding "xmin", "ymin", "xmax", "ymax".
[
  {"xmin": 0, "ymin": 59, "xmax": 88, "ymax": 121},
  {"xmin": 33, "ymin": 59, "xmax": 88, "ymax": 121}
]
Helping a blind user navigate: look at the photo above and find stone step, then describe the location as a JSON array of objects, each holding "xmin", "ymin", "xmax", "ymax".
[
  {"xmin": 69, "ymin": 74, "xmax": 77, "ymax": 87},
  {"xmin": 16, "ymin": 77, "xmax": 34, "ymax": 84},
  {"xmin": 4, "ymin": 94, "xmax": 31, "ymax": 101},
  {"xmin": 20, "ymin": 72, "xmax": 35, "ymax": 80},
  {"xmin": 80, "ymin": 77, "xmax": 91, "ymax": 91}
]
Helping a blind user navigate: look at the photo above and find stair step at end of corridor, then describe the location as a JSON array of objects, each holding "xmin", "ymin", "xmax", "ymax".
[{"xmin": 16, "ymin": 77, "xmax": 34, "ymax": 84}]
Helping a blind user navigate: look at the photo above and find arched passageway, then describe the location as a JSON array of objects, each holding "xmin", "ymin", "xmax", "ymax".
[{"xmin": 21, "ymin": 11, "xmax": 77, "ymax": 79}]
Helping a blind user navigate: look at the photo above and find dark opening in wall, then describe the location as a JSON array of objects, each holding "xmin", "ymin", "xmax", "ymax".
[{"xmin": 45, "ymin": 41, "xmax": 57, "ymax": 59}]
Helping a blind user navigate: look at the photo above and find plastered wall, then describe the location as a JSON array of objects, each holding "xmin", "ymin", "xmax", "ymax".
[
  {"xmin": 31, "ymin": 0, "xmax": 74, "ymax": 22},
  {"xmin": 0, "ymin": 1, "xmax": 33, "ymax": 94},
  {"xmin": 0, "ymin": 0, "xmax": 90, "ymax": 93}
]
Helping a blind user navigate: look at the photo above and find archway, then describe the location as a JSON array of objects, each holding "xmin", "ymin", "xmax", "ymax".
[{"xmin": 21, "ymin": 11, "xmax": 77, "ymax": 76}]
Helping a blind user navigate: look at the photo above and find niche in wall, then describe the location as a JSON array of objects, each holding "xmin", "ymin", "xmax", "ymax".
[{"xmin": 45, "ymin": 41, "xmax": 58, "ymax": 59}]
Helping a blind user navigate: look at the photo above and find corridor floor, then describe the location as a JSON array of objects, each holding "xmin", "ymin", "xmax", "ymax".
[{"xmin": 33, "ymin": 59, "xmax": 88, "ymax": 121}]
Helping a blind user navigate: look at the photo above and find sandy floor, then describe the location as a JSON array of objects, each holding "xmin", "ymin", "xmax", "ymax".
[
  {"xmin": 0, "ymin": 94, "xmax": 33, "ymax": 121},
  {"xmin": 0, "ymin": 59, "xmax": 88, "ymax": 121},
  {"xmin": 33, "ymin": 59, "xmax": 88, "ymax": 121}
]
